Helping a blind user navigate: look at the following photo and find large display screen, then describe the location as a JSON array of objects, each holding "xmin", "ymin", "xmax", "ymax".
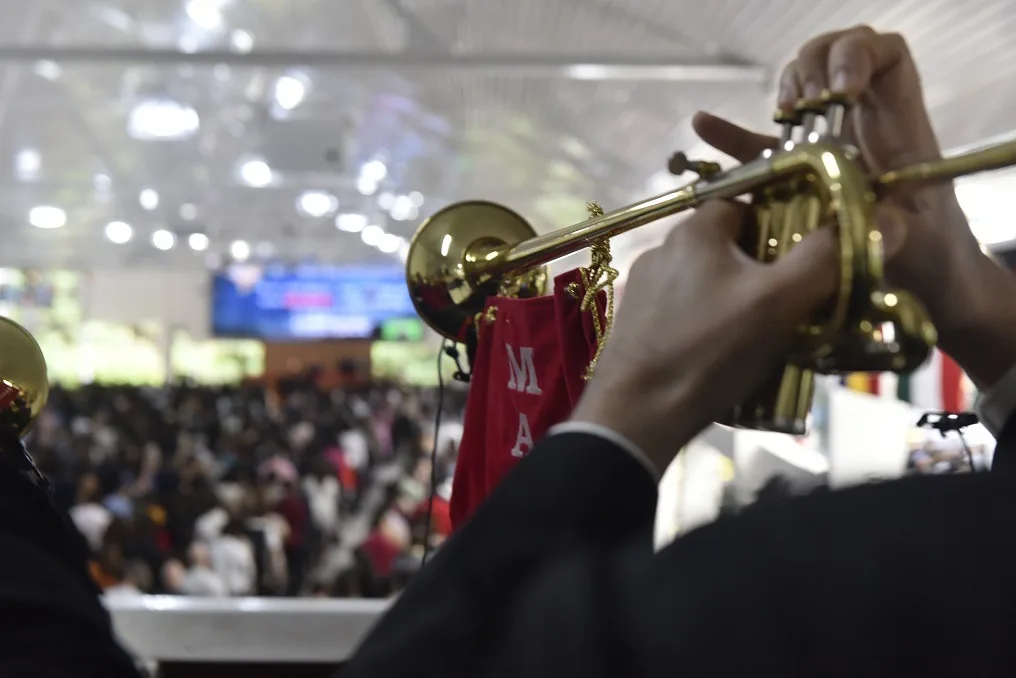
[{"xmin": 211, "ymin": 264, "xmax": 415, "ymax": 340}]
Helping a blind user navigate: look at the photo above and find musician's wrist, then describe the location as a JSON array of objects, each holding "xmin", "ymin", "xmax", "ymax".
[
  {"xmin": 571, "ymin": 371, "xmax": 705, "ymax": 475},
  {"xmin": 935, "ymin": 255, "xmax": 1016, "ymax": 390}
]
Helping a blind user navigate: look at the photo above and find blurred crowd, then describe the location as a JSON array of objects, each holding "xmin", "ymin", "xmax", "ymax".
[
  {"xmin": 27, "ymin": 375, "xmax": 467, "ymax": 599},
  {"xmin": 906, "ymin": 438, "xmax": 988, "ymax": 475}
]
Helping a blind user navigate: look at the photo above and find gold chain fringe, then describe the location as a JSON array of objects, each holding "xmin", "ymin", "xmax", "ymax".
[
  {"xmin": 476, "ymin": 201, "xmax": 615, "ymax": 379},
  {"xmin": 580, "ymin": 202, "xmax": 617, "ymax": 380}
]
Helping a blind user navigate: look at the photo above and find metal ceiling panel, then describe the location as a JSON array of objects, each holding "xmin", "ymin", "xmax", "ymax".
[{"xmin": 0, "ymin": 0, "xmax": 1009, "ymax": 270}]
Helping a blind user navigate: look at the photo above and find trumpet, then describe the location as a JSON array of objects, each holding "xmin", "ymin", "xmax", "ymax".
[{"xmin": 406, "ymin": 90, "xmax": 1016, "ymax": 434}]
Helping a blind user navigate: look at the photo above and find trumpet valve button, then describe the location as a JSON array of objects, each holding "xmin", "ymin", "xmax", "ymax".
[
  {"xmin": 773, "ymin": 110, "xmax": 801, "ymax": 126},
  {"xmin": 667, "ymin": 151, "xmax": 690, "ymax": 176},
  {"xmin": 794, "ymin": 97, "xmax": 826, "ymax": 114},
  {"xmin": 820, "ymin": 89, "xmax": 855, "ymax": 108}
]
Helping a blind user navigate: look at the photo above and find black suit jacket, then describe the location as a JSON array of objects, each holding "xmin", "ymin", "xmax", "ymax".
[{"xmin": 343, "ymin": 419, "xmax": 1016, "ymax": 677}]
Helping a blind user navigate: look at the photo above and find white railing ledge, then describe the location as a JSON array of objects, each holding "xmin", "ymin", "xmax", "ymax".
[{"xmin": 104, "ymin": 595, "xmax": 389, "ymax": 663}]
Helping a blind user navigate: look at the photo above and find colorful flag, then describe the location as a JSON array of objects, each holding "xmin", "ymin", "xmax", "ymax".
[{"xmin": 896, "ymin": 349, "xmax": 966, "ymax": 412}]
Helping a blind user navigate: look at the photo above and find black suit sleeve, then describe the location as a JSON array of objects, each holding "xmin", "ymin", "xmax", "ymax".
[
  {"xmin": 0, "ymin": 461, "xmax": 140, "ymax": 677},
  {"xmin": 343, "ymin": 432, "xmax": 659, "ymax": 676},
  {"xmin": 345, "ymin": 419, "xmax": 1016, "ymax": 678}
]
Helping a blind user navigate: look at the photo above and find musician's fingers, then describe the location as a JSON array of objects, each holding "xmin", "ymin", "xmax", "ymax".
[
  {"xmin": 765, "ymin": 227, "xmax": 839, "ymax": 313},
  {"xmin": 877, "ymin": 202, "xmax": 909, "ymax": 263},
  {"xmin": 765, "ymin": 203, "xmax": 907, "ymax": 316},
  {"xmin": 691, "ymin": 111, "xmax": 776, "ymax": 164},
  {"xmin": 667, "ymin": 199, "xmax": 747, "ymax": 249},
  {"xmin": 777, "ymin": 26, "xmax": 911, "ymax": 110},
  {"xmin": 787, "ymin": 32, "xmax": 836, "ymax": 101}
]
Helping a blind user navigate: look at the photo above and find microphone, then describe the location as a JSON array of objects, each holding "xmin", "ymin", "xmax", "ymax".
[{"xmin": 916, "ymin": 411, "xmax": 980, "ymax": 436}]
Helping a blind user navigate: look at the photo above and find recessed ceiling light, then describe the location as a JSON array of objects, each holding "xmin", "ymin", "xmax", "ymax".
[
  {"xmin": 29, "ymin": 205, "xmax": 66, "ymax": 229},
  {"xmin": 390, "ymin": 195, "xmax": 417, "ymax": 221},
  {"xmin": 185, "ymin": 0, "xmax": 222, "ymax": 31},
  {"xmin": 356, "ymin": 176, "xmax": 377, "ymax": 196},
  {"xmin": 127, "ymin": 99, "xmax": 200, "ymax": 141},
  {"xmin": 336, "ymin": 213, "xmax": 367, "ymax": 232},
  {"xmin": 188, "ymin": 233, "xmax": 210, "ymax": 251},
  {"xmin": 152, "ymin": 229, "xmax": 176, "ymax": 250},
  {"xmin": 239, "ymin": 159, "xmax": 273, "ymax": 187},
  {"xmin": 274, "ymin": 74, "xmax": 308, "ymax": 111},
  {"xmin": 139, "ymin": 188, "xmax": 159, "ymax": 210},
  {"xmin": 296, "ymin": 190, "xmax": 338, "ymax": 217},
  {"xmin": 361, "ymin": 225, "xmax": 384, "ymax": 246},
  {"xmin": 361, "ymin": 160, "xmax": 387, "ymax": 183},
  {"xmin": 179, "ymin": 203, "xmax": 198, "ymax": 221},
  {"xmin": 105, "ymin": 221, "xmax": 133, "ymax": 244},
  {"xmin": 230, "ymin": 29, "xmax": 254, "ymax": 53},
  {"xmin": 378, "ymin": 233, "xmax": 403, "ymax": 254},
  {"xmin": 32, "ymin": 60, "xmax": 61, "ymax": 81},
  {"xmin": 230, "ymin": 240, "xmax": 251, "ymax": 261},
  {"xmin": 15, "ymin": 149, "xmax": 40, "ymax": 180}
]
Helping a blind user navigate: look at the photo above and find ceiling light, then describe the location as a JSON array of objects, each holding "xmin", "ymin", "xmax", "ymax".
[
  {"xmin": 230, "ymin": 240, "xmax": 251, "ymax": 261},
  {"xmin": 296, "ymin": 190, "xmax": 338, "ymax": 217},
  {"xmin": 139, "ymin": 188, "xmax": 159, "ymax": 210},
  {"xmin": 409, "ymin": 191, "xmax": 424, "ymax": 207},
  {"xmin": 378, "ymin": 233, "xmax": 403, "ymax": 254},
  {"xmin": 128, "ymin": 99, "xmax": 200, "ymax": 141},
  {"xmin": 361, "ymin": 225, "xmax": 384, "ymax": 247},
  {"xmin": 255, "ymin": 241, "xmax": 274, "ymax": 257},
  {"xmin": 361, "ymin": 160, "xmax": 387, "ymax": 183},
  {"xmin": 239, "ymin": 159, "xmax": 273, "ymax": 187},
  {"xmin": 398, "ymin": 241, "xmax": 410, "ymax": 263},
  {"xmin": 32, "ymin": 60, "xmax": 61, "ymax": 81},
  {"xmin": 179, "ymin": 203, "xmax": 198, "ymax": 221},
  {"xmin": 390, "ymin": 195, "xmax": 415, "ymax": 221},
  {"xmin": 178, "ymin": 35, "xmax": 201, "ymax": 54},
  {"xmin": 356, "ymin": 175, "xmax": 377, "ymax": 196},
  {"xmin": 29, "ymin": 205, "xmax": 66, "ymax": 229},
  {"xmin": 185, "ymin": 0, "xmax": 223, "ymax": 31},
  {"xmin": 336, "ymin": 213, "xmax": 367, "ymax": 232},
  {"xmin": 188, "ymin": 233, "xmax": 210, "ymax": 251},
  {"xmin": 230, "ymin": 29, "xmax": 254, "ymax": 53},
  {"xmin": 15, "ymin": 149, "xmax": 40, "ymax": 180},
  {"xmin": 152, "ymin": 229, "xmax": 176, "ymax": 250},
  {"xmin": 378, "ymin": 192, "xmax": 395, "ymax": 209},
  {"xmin": 274, "ymin": 75, "xmax": 307, "ymax": 111},
  {"xmin": 105, "ymin": 221, "xmax": 133, "ymax": 244},
  {"xmin": 93, "ymin": 173, "xmax": 112, "ymax": 192}
]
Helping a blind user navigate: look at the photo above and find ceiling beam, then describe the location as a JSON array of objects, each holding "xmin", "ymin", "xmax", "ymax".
[{"xmin": 0, "ymin": 47, "xmax": 768, "ymax": 83}]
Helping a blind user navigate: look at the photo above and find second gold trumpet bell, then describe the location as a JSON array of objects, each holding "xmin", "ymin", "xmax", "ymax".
[{"xmin": 0, "ymin": 317, "xmax": 49, "ymax": 438}]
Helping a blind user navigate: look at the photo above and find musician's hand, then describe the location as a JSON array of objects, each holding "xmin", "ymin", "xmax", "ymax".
[
  {"xmin": 692, "ymin": 25, "xmax": 1016, "ymax": 387},
  {"xmin": 571, "ymin": 201, "xmax": 899, "ymax": 473}
]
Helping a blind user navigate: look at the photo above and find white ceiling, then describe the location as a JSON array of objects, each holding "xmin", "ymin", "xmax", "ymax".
[{"xmin": 0, "ymin": 0, "xmax": 1014, "ymax": 271}]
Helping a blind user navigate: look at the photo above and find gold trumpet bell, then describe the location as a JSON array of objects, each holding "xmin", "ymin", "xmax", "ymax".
[
  {"xmin": 0, "ymin": 317, "xmax": 48, "ymax": 438},
  {"xmin": 405, "ymin": 200, "xmax": 548, "ymax": 341}
]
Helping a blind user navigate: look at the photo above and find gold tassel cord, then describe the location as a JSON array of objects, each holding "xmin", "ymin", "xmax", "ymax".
[{"xmin": 580, "ymin": 202, "xmax": 618, "ymax": 380}]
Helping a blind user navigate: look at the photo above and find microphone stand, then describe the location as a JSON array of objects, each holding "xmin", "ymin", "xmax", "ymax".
[{"xmin": 916, "ymin": 411, "xmax": 981, "ymax": 472}]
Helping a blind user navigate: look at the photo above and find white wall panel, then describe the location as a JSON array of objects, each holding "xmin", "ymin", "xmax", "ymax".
[{"xmin": 81, "ymin": 270, "xmax": 211, "ymax": 340}]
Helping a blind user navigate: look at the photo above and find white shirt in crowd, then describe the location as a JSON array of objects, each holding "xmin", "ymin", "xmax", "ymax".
[
  {"xmin": 209, "ymin": 534, "xmax": 257, "ymax": 596},
  {"xmin": 70, "ymin": 502, "xmax": 113, "ymax": 553},
  {"xmin": 304, "ymin": 475, "xmax": 341, "ymax": 536},
  {"xmin": 179, "ymin": 566, "xmax": 228, "ymax": 598},
  {"xmin": 340, "ymin": 430, "xmax": 369, "ymax": 470}
]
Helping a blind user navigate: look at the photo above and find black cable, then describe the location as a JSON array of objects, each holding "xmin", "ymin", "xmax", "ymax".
[
  {"xmin": 957, "ymin": 429, "xmax": 977, "ymax": 473},
  {"xmin": 420, "ymin": 338, "xmax": 448, "ymax": 567}
]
